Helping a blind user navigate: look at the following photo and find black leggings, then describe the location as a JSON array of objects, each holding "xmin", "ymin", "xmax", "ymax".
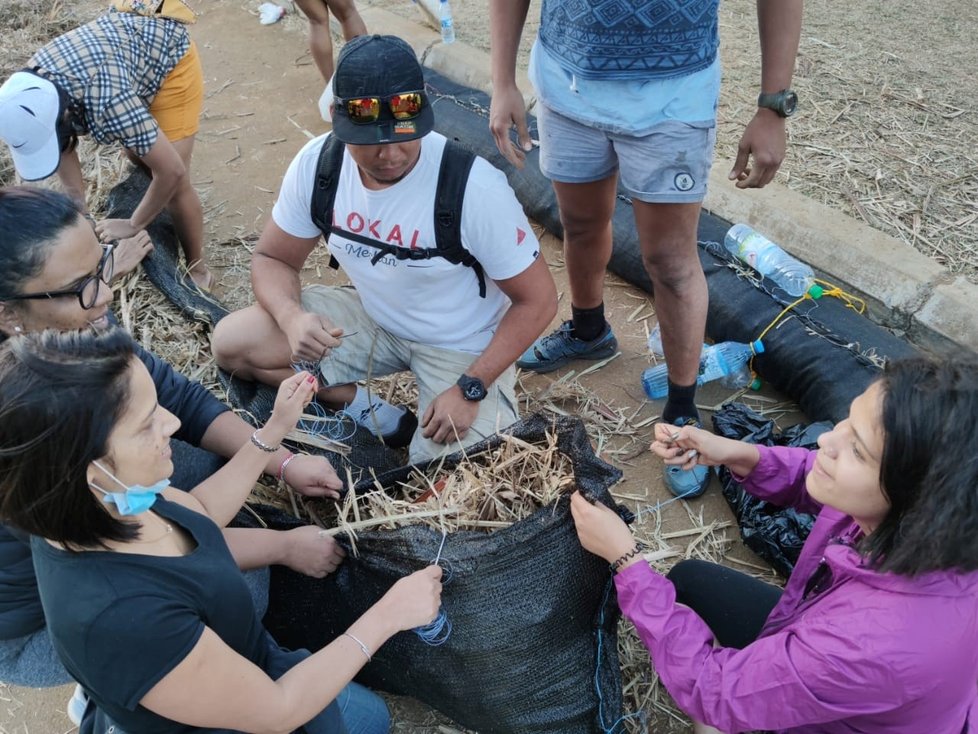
[{"xmin": 666, "ymin": 559, "xmax": 784, "ymax": 649}]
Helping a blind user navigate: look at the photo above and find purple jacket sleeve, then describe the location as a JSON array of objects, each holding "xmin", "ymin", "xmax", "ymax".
[
  {"xmin": 614, "ymin": 563, "xmax": 907, "ymax": 732},
  {"xmin": 733, "ymin": 445, "xmax": 822, "ymax": 515}
]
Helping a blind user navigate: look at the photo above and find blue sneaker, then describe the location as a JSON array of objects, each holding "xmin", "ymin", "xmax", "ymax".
[
  {"xmin": 662, "ymin": 418, "xmax": 711, "ymax": 499},
  {"xmin": 517, "ymin": 320, "xmax": 618, "ymax": 373}
]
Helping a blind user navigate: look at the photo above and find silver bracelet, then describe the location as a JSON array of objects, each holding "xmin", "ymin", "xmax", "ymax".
[
  {"xmin": 343, "ymin": 632, "xmax": 371, "ymax": 662},
  {"xmin": 250, "ymin": 430, "xmax": 279, "ymax": 453}
]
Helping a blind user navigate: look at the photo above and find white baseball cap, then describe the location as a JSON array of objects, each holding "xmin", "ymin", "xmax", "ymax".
[{"xmin": 0, "ymin": 71, "xmax": 63, "ymax": 181}]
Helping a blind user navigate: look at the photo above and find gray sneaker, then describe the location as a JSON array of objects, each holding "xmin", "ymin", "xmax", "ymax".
[{"xmin": 516, "ymin": 321, "xmax": 618, "ymax": 373}]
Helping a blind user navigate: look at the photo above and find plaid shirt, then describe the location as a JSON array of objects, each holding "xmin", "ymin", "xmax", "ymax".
[{"xmin": 30, "ymin": 10, "xmax": 191, "ymax": 156}]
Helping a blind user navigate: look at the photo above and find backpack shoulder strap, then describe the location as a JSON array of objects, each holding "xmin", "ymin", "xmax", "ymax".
[
  {"xmin": 433, "ymin": 140, "xmax": 486, "ymax": 297},
  {"xmin": 310, "ymin": 135, "xmax": 346, "ymax": 270}
]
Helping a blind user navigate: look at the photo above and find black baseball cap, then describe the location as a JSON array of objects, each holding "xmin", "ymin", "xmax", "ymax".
[{"xmin": 331, "ymin": 35, "xmax": 434, "ymax": 145}]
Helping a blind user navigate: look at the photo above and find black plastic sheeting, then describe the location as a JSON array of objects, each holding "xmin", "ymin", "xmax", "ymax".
[
  {"xmin": 104, "ymin": 170, "xmax": 404, "ymax": 484},
  {"xmin": 253, "ymin": 414, "xmax": 628, "ymax": 734},
  {"xmin": 424, "ymin": 69, "xmax": 919, "ymax": 424},
  {"xmin": 712, "ymin": 403, "xmax": 829, "ymax": 576}
]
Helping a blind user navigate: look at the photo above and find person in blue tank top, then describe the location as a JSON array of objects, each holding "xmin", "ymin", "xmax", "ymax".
[
  {"xmin": 0, "ymin": 327, "xmax": 442, "ymax": 733},
  {"xmin": 489, "ymin": 0, "xmax": 803, "ymax": 504}
]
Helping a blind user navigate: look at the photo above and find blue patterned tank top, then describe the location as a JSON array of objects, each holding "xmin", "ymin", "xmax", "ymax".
[{"xmin": 538, "ymin": 0, "xmax": 720, "ymax": 80}]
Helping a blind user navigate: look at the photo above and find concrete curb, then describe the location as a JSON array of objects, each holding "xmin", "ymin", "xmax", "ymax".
[{"xmin": 353, "ymin": 7, "xmax": 978, "ymax": 358}]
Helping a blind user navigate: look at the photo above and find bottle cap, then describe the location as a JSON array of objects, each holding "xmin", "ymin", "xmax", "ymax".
[
  {"xmin": 750, "ymin": 339, "xmax": 765, "ymax": 355},
  {"xmin": 750, "ymin": 377, "xmax": 763, "ymax": 391},
  {"xmin": 808, "ymin": 284, "xmax": 824, "ymax": 299}
]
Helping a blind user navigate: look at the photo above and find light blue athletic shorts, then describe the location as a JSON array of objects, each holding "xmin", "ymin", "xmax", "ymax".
[{"xmin": 537, "ymin": 102, "xmax": 717, "ymax": 204}]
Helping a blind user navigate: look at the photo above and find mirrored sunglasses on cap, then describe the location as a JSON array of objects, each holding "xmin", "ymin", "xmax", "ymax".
[{"xmin": 339, "ymin": 91, "xmax": 425, "ymax": 125}]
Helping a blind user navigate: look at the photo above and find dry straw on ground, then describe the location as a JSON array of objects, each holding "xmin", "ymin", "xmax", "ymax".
[
  {"xmin": 371, "ymin": 0, "xmax": 978, "ymax": 283},
  {"xmin": 0, "ymin": 2, "xmax": 842, "ymax": 731}
]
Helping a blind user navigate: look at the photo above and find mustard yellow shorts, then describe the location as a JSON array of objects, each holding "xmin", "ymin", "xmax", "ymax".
[{"xmin": 149, "ymin": 40, "xmax": 203, "ymax": 142}]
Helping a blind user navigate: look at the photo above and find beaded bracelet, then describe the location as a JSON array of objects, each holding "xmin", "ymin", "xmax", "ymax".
[
  {"xmin": 278, "ymin": 452, "xmax": 296, "ymax": 484},
  {"xmin": 611, "ymin": 544, "xmax": 645, "ymax": 574},
  {"xmin": 343, "ymin": 632, "xmax": 372, "ymax": 662},
  {"xmin": 250, "ymin": 430, "xmax": 279, "ymax": 453}
]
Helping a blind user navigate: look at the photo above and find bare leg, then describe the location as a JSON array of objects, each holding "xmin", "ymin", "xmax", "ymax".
[
  {"xmin": 169, "ymin": 135, "xmax": 211, "ymax": 290},
  {"xmin": 693, "ymin": 722, "xmax": 726, "ymax": 734},
  {"xmin": 294, "ymin": 0, "xmax": 367, "ymax": 82},
  {"xmin": 551, "ymin": 174, "xmax": 619, "ymax": 311},
  {"xmin": 212, "ymin": 304, "xmax": 354, "ymax": 407},
  {"xmin": 327, "ymin": 0, "xmax": 367, "ymax": 41},
  {"xmin": 633, "ymin": 201, "xmax": 707, "ymax": 387}
]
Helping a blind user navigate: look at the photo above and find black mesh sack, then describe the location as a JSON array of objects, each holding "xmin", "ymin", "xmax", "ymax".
[
  {"xmin": 258, "ymin": 414, "xmax": 628, "ymax": 734},
  {"xmin": 105, "ymin": 168, "xmax": 229, "ymax": 326},
  {"xmin": 712, "ymin": 403, "xmax": 829, "ymax": 576}
]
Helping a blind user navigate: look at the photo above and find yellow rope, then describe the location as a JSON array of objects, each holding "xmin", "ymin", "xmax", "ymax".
[
  {"xmin": 745, "ymin": 280, "xmax": 867, "ymax": 384},
  {"xmin": 813, "ymin": 278, "xmax": 867, "ymax": 315}
]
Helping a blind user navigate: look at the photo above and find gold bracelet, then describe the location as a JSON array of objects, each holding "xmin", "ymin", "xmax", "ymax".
[{"xmin": 250, "ymin": 430, "xmax": 279, "ymax": 453}]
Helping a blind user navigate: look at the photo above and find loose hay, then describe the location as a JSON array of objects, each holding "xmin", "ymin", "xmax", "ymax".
[
  {"xmin": 322, "ymin": 432, "xmax": 576, "ymax": 543},
  {"xmin": 518, "ymin": 362, "xmax": 652, "ymax": 465},
  {"xmin": 0, "ymin": 4, "xmax": 821, "ymax": 732}
]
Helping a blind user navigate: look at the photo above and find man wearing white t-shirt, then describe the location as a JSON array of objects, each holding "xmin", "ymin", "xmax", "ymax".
[{"xmin": 212, "ymin": 35, "xmax": 557, "ymax": 462}]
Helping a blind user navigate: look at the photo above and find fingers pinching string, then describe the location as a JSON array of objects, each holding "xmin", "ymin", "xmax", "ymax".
[
  {"xmin": 288, "ymin": 361, "xmax": 357, "ymax": 443},
  {"xmin": 662, "ymin": 428, "xmax": 698, "ymax": 462},
  {"xmin": 414, "ymin": 529, "xmax": 452, "ymax": 646}
]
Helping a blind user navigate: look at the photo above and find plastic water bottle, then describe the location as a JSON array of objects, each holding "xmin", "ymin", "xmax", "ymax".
[
  {"xmin": 723, "ymin": 224, "xmax": 817, "ymax": 298},
  {"xmin": 647, "ymin": 324, "xmax": 754, "ymax": 390},
  {"xmin": 641, "ymin": 339, "xmax": 765, "ymax": 400},
  {"xmin": 439, "ymin": 0, "xmax": 455, "ymax": 44}
]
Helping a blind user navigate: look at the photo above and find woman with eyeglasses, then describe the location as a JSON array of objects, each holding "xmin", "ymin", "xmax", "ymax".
[
  {"xmin": 0, "ymin": 187, "xmax": 348, "ymax": 703},
  {"xmin": 0, "ymin": 327, "xmax": 441, "ymax": 733},
  {"xmin": 572, "ymin": 359, "xmax": 978, "ymax": 734}
]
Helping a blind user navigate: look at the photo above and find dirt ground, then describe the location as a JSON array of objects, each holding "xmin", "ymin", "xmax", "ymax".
[
  {"xmin": 0, "ymin": 0, "xmax": 972, "ymax": 732},
  {"xmin": 372, "ymin": 0, "xmax": 978, "ymax": 281}
]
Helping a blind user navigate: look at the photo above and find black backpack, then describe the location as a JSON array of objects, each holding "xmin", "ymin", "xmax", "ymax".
[{"xmin": 309, "ymin": 135, "xmax": 487, "ymax": 297}]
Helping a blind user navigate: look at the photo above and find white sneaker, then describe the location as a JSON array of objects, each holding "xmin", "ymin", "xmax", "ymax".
[
  {"xmin": 66, "ymin": 684, "xmax": 88, "ymax": 726},
  {"xmin": 318, "ymin": 77, "xmax": 335, "ymax": 123}
]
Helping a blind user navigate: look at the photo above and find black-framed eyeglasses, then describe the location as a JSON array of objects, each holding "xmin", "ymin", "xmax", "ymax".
[
  {"xmin": 338, "ymin": 91, "xmax": 425, "ymax": 124},
  {"xmin": 5, "ymin": 244, "xmax": 114, "ymax": 310}
]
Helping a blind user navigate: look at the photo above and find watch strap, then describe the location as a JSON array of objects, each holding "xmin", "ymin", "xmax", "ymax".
[{"xmin": 757, "ymin": 89, "xmax": 797, "ymax": 118}]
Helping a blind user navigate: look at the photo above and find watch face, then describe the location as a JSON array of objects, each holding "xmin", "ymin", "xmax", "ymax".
[
  {"xmin": 783, "ymin": 91, "xmax": 799, "ymax": 116},
  {"xmin": 458, "ymin": 375, "xmax": 487, "ymax": 401}
]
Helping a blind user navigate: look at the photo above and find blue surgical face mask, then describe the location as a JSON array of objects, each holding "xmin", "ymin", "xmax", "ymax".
[{"xmin": 89, "ymin": 460, "xmax": 170, "ymax": 516}]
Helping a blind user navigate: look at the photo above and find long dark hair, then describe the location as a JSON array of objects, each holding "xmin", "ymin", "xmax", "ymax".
[
  {"xmin": 862, "ymin": 356, "xmax": 978, "ymax": 575},
  {"xmin": 0, "ymin": 328, "xmax": 139, "ymax": 548},
  {"xmin": 0, "ymin": 186, "xmax": 84, "ymax": 302}
]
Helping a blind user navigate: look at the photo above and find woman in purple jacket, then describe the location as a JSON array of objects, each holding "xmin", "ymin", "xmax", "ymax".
[{"xmin": 572, "ymin": 356, "xmax": 978, "ymax": 734}]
